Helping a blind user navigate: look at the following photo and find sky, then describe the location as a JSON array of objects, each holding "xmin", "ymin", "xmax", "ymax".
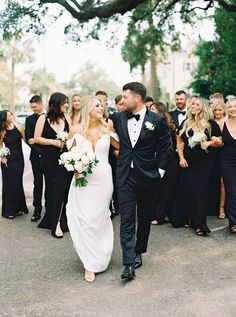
[{"xmin": 1, "ymin": 1, "xmax": 215, "ymax": 91}]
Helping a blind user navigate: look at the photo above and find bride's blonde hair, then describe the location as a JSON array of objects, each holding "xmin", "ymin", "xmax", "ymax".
[
  {"xmin": 79, "ymin": 96, "xmax": 109, "ymax": 136},
  {"xmin": 179, "ymin": 97, "xmax": 212, "ymax": 137}
]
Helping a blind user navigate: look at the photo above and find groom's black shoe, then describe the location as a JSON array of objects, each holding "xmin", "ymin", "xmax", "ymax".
[
  {"xmin": 121, "ymin": 265, "xmax": 135, "ymax": 280},
  {"xmin": 31, "ymin": 212, "xmax": 41, "ymax": 222},
  {"xmin": 134, "ymin": 254, "xmax": 142, "ymax": 269}
]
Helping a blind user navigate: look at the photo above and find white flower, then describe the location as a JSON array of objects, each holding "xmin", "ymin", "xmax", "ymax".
[
  {"xmin": 0, "ymin": 143, "xmax": 10, "ymax": 158},
  {"xmin": 56, "ymin": 131, "xmax": 68, "ymax": 142},
  {"xmin": 145, "ymin": 121, "xmax": 155, "ymax": 131},
  {"xmin": 188, "ymin": 131, "xmax": 207, "ymax": 149}
]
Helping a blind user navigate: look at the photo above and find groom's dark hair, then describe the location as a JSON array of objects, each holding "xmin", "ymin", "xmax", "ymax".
[{"xmin": 123, "ymin": 82, "xmax": 146, "ymax": 101}]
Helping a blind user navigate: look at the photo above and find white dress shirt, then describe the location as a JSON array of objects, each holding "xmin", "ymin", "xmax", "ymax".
[
  {"xmin": 177, "ymin": 108, "xmax": 187, "ymax": 126},
  {"xmin": 127, "ymin": 106, "xmax": 165, "ymax": 178}
]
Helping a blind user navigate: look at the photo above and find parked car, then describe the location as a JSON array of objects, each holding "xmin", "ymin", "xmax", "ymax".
[{"xmin": 15, "ymin": 112, "xmax": 32, "ymax": 127}]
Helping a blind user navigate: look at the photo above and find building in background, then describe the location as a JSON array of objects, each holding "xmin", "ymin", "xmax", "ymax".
[{"xmin": 157, "ymin": 49, "xmax": 198, "ymax": 105}]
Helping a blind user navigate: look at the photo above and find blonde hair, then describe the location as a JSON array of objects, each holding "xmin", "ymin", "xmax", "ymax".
[
  {"xmin": 79, "ymin": 96, "xmax": 109, "ymax": 136},
  {"xmin": 212, "ymin": 100, "xmax": 226, "ymax": 117},
  {"xmin": 70, "ymin": 93, "xmax": 82, "ymax": 119},
  {"xmin": 226, "ymin": 98, "xmax": 236, "ymax": 118},
  {"xmin": 209, "ymin": 92, "xmax": 224, "ymax": 101},
  {"xmin": 180, "ymin": 97, "xmax": 212, "ymax": 137}
]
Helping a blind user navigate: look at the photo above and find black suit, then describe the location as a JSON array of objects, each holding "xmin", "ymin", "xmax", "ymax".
[
  {"xmin": 113, "ymin": 109, "xmax": 173, "ymax": 265},
  {"xmin": 169, "ymin": 109, "xmax": 187, "ymax": 130},
  {"xmin": 25, "ymin": 114, "xmax": 44, "ymax": 214}
]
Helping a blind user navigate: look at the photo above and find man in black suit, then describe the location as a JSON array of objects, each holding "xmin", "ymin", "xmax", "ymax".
[
  {"xmin": 169, "ymin": 90, "xmax": 188, "ymax": 129},
  {"xmin": 25, "ymin": 95, "xmax": 46, "ymax": 222},
  {"xmin": 113, "ymin": 82, "xmax": 173, "ymax": 280}
]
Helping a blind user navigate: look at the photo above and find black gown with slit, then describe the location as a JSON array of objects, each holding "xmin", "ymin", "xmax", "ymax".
[
  {"xmin": 1, "ymin": 126, "xmax": 28, "ymax": 218},
  {"xmin": 37, "ymin": 118, "xmax": 71, "ymax": 235},
  {"xmin": 171, "ymin": 119, "xmax": 221, "ymax": 233},
  {"xmin": 220, "ymin": 123, "xmax": 236, "ymax": 229}
]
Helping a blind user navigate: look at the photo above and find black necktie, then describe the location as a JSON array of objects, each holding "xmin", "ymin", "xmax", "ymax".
[
  {"xmin": 176, "ymin": 110, "xmax": 186, "ymax": 116},
  {"xmin": 127, "ymin": 112, "xmax": 140, "ymax": 121}
]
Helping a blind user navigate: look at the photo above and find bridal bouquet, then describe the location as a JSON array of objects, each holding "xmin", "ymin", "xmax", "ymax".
[
  {"xmin": 56, "ymin": 131, "xmax": 68, "ymax": 152},
  {"xmin": 188, "ymin": 131, "xmax": 208, "ymax": 153},
  {"xmin": 0, "ymin": 144, "xmax": 10, "ymax": 166},
  {"xmin": 59, "ymin": 146, "xmax": 99, "ymax": 187}
]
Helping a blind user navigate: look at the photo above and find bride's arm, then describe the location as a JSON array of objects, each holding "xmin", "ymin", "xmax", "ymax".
[
  {"xmin": 108, "ymin": 121, "xmax": 119, "ymax": 150},
  {"xmin": 67, "ymin": 125, "xmax": 82, "ymax": 151}
]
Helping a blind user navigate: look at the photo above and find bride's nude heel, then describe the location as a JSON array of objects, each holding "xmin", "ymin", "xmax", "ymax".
[{"xmin": 85, "ymin": 270, "xmax": 95, "ymax": 283}]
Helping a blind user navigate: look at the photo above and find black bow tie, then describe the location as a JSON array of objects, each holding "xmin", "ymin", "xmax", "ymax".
[
  {"xmin": 127, "ymin": 112, "xmax": 140, "ymax": 121},
  {"xmin": 176, "ymin": 110, "xmax": 186, "ymax": 116}
]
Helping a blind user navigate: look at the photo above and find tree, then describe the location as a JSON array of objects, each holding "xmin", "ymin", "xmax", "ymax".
[
  {"xmin": 0, "ymin": 38, "xmax": 34, "ymax": 111},
  {"xmin": 30, "ymin": 69, "xmax": 61, "ymax": 98},
  {"xmin": 71, "ymin": 61, "xmax": 120, "ymax": 97},
  {"xmin": 1, "ymin": 1, "xmax": 236, "ymax": 41},
  {"xmin": 190, "ymin": 2, "xmax": 236, "ymax": 98},
  {"xmin": 121, "ymin": 1, "xmax": 179, "ymax": 100}
]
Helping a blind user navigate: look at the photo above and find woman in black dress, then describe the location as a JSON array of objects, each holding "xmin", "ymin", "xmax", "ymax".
[
  {"xmin": 221, "ymin": 99, "xmax": 236, "ymax": 233},
  {"xmin": 171, "ymin": 97, "xmax": 222, "ymax": 236},
  {"xmin": 150, "ymin": 102, "xmax": 177, "ymax": 224},
  {"xmin": 33, "ymin": 93, "xmax": 71, "ymax": 238},
  {"xmin": 0, "ymin": 110, "xmax": 28, "ymax": 219}
]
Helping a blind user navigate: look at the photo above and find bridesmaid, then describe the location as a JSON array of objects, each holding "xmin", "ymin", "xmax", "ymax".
[
  {"xmin": 150, "ymin": 102, "xmax": 177, "ymax": 224},
  {"xmin": 0, "ymin": 110, "xmax": 28, "ymax": 218},
  {"xmin": 209, "ymin": 101, "xmax": 227, "ymax": 218},
  {"xmin": 221, "ymin": 99, "xmax": 236, "ymax": 233},
  {"xmin": 171, "ymin": 97, "xmax": 222, "ymax": 236},
  {"xmin": 33, "ymin": 92, "xmax": 71, "ymax": 238},
  {"xmin": 70, "ymin": 93, "xmax": 82, "ymax": 126}
]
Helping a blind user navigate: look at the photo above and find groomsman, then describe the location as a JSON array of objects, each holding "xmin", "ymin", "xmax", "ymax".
[
  {"xmin": 25, "ymin": 95, "xmax": 46, "ymax": 221},
  {"xmin": 169, "ymin": 90, "xmax": 188, "ymax": 129}
]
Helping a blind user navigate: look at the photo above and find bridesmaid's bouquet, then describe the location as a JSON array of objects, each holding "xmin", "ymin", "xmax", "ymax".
[
  {"xmin": 188, "ymin": 131, "xmax": 208, "ymax": 153},
  {"xmin": 0, "ymin": 144, "xmax": 10, "ymax": 166},
  {"xmin": 56, "ymin": 131, "xmax": 68, "ymax": 152},
  {"xmin": 59, "ymin": 146, "xmax": 99, "ymax": 187}
]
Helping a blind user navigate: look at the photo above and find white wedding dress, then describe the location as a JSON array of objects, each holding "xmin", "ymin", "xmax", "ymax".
[{"xmin": 66, "ymin": 133, "xmax": 114, "ymax": 273}]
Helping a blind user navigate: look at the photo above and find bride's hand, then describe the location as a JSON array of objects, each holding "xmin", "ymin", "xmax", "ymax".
[{"xmin": 74, "ymin": 172, "xmax": 80, "ymax": 179}]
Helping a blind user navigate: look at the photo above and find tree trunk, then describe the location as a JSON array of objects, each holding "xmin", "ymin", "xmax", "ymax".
[
  {"xmin": 150, "ymin": 45, "xmax": 158, "ymax": 100},
  {"xmin": 10, "ymin": 56, "xmax": 15, "ymax": 113}
]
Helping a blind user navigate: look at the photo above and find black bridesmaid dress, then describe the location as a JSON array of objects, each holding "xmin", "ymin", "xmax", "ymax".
[
  {"xmin": 152, "ymin": 129, "xmax": 179, "ymax": 223},
  {"xmin": 1, "ymin": 126, "xmax": 28, "ymax": 218},
  {"xmin": 37, "ymin": 118, "xmax": 71, "ymax": 236},
  {"xmin": 220, "ymin": 123, "xmax": 236, "ymax": 230},
  {"xmin": 171, "ymin": 119, "xmax": 221, "ymax": 233}
]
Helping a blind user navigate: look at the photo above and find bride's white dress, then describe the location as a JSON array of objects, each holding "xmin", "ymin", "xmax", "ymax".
[{"xmin": 66, "ymin": 133, "xmax": 114, "ymax": 273}]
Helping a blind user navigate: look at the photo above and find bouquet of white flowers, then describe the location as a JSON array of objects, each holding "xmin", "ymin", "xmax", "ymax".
[
  {"xmin": 188, "ymin": 131, "xmax": 208, "ymax": 153},
  {"xmin": 0, "ymin": 144, "xmax": 10, "ymax": 166},
  {"xmin": 59, "ymin": 145, "xmax": 99, "ymax": 187},
  {"xmin": 56, "ymin": 131, "xmax": 68, "ymax": 152}
]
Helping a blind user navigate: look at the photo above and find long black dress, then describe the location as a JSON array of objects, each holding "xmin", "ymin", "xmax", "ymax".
[
  {"xmin": 1, "ymin": 126, "xmax": 28, "ymax": 218},
  {"xmin": 152, "ymin": 129, "xmax": 179, "ymax": 223},
  {"xmin": 171, "ymin": 119, "xmax": 221, "ymax": 233},
  {"xmin": 37, "ymin": 118, "xmax": 70, "ymax": 235},
  {"xmin": 221, "ymin": 123, "xmax": 236, "ymax": 229}
]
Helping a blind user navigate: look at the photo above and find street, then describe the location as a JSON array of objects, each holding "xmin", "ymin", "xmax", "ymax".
[{"xmin": 0, "ymin": 145, "xmax": 236, "ymax": 317}]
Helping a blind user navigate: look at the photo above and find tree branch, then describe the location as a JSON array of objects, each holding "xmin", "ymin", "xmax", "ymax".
[
  {"xmin": 40, "ymin": 0, "xmax": 147, "ymax": 21},
  {"xmin": 216, "ymin": 0, "xmax": 236, "ymax": 12}
]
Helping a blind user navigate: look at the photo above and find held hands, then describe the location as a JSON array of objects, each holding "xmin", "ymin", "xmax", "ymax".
[
  {"xmin": 179, "ymin": 157, "xmax": 189, "ymax": 168},
  {"xmin": 28, "ymin": 138, "xmax": 35, "ymax": 145},
  {"xmin": 0, "ymin": 157, "xmax": 7, "ymax": 164},
  {"xmin": 52, "ymin": 139, "xmax": 65, "ymax": 148},
  {"xmin": 201, "ymin": 141, "xmax": 210, "ymax": 151},
  {"xmin": 74, "ymin": 172, "xmax": 80, "ymax": 179}
]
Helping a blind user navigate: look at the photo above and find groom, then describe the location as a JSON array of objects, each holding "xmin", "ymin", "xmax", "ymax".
[{"xmin": 113, "ymin": 82, "xmax": 173, "ymax": 280}]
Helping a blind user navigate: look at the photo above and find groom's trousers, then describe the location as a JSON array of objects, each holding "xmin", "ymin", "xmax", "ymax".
[{"xmin": 118, "ymin": 168, "xmax": 158, "ymax": 265}]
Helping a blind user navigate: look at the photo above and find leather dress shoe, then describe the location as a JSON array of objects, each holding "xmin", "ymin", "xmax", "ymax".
[
  {"xmin": 121, "ymin": 265, "xmax": 135, "ymax": 280},
  {"xmin": 134, "ymin": 254, "xmax": 142, "ymax": 269},
  {"xmin": 31, "ymin": 213, "xmax": 41, "ymax": 222}
]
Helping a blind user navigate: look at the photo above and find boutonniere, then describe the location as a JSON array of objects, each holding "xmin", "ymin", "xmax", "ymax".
[{"xmin": 145, "ymin": 121, "xmax": 155, "ymax": 131}]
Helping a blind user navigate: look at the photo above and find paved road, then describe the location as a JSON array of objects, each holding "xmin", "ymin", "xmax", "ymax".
[{"xmin": 0, "ymin": 146, "xmax": 236, "ymax": 317}]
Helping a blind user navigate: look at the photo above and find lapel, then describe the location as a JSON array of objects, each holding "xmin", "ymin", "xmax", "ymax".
[
  {"xmin": 134, "ymin": 108, "xmax": 153, "ymax": 148},
  {"xmin": 121, "ymin": 111, "xmax": 132, "ymax": 147}
]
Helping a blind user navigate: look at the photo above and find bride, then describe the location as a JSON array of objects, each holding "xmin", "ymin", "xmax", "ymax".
[{"xmin": 66, "ymin": 95, "xmax": 119, "ymax": 283}]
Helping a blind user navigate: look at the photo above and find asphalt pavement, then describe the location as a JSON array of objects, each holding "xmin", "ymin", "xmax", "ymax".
[{"xmin": 0, "ymin": 145, "xmax": 236, "ymax": 317}]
